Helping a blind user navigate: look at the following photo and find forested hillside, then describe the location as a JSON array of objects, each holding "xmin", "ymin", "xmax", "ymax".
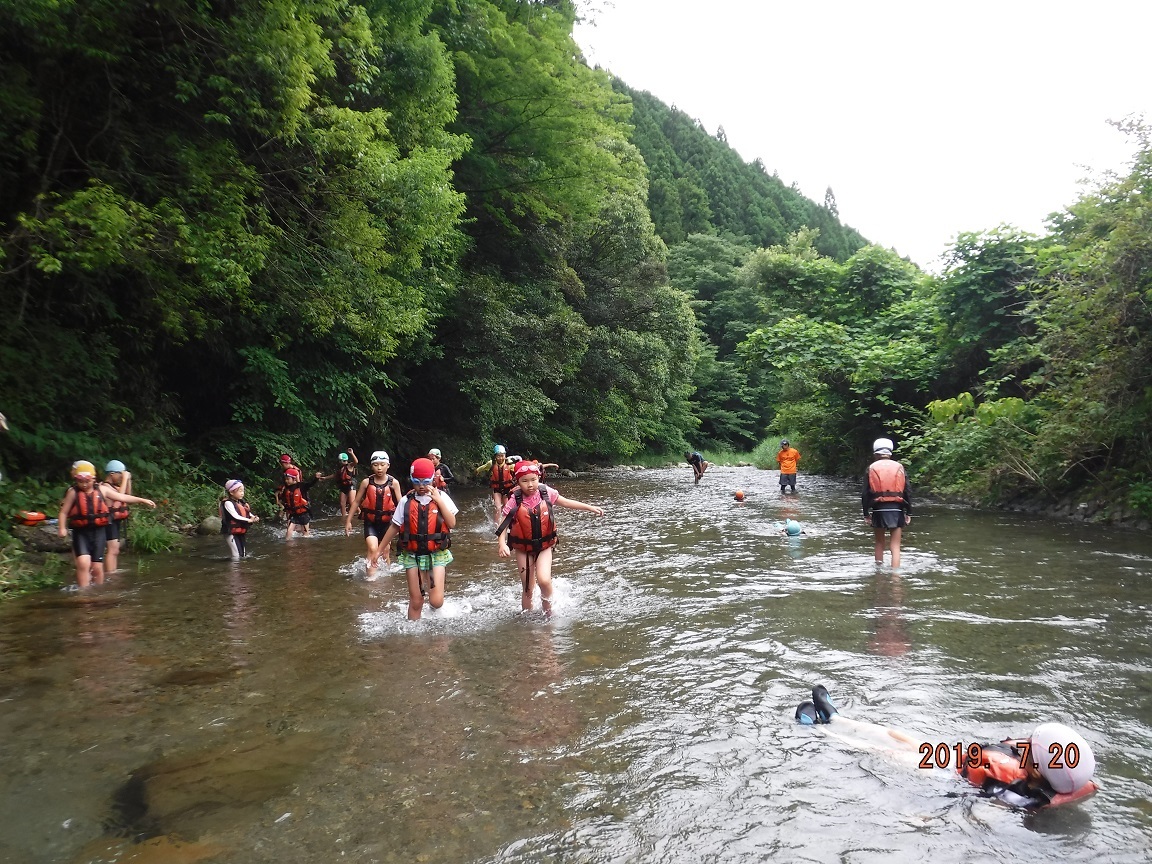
[
  {"xmin": 2, "ymin": 0, "xmax": 1149, "ymax": 522},
  {"xmin": 619, "ymin": 83, "xmax": 868, "ymax": 261}
]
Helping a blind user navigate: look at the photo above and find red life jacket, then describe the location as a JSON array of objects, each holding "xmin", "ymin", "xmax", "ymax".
[
  {"xmin": 221, "ymin": 500, "xmax": 253, "ymax": 535},
  {"xmin": 507, "ymin": 488, "xmax": 558, "ymax": 553},
  {"xmin": 359, "ymin": 476, "xmax": 397, "ymax": 523},
  {"xmin": 281, "ymin": 484, "xmax": 310, "ymax": 516},
  {"xmin": 398, "ymin": 492, "xmax": 451, "ymax": 554},
  {"xmin": 489, "ymin": 461, "xmax": 515, "ymax": 494},
  {"xmin": 868, "ymin": 459, "xmax": 906, "ymax": 503},
  {"xmin": 338, "ymin": 464, "xmax": 356, "ymax": 490},
  {"xmin": 68, "ymin": 486, "xmax": 111, "ymax": 529}
]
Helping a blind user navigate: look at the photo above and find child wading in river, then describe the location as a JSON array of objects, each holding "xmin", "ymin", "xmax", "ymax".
[
  {"xmin": 496, "ymin": 460, "xmax": 604, "ymax": 617},
  {"xmin": 58, "ymin": 460, "xmax": 156, "ymax": 588},
  {"xmin": 345, "ymin": 451, "xmax": 403, "ymax": 579},
  {"xmin": 221, "ymin": 479, "xmax": 260, "ymax": 560},
  {"xmin": 379, "ymin": 458, "xmax": 458, "ymax": 620}
]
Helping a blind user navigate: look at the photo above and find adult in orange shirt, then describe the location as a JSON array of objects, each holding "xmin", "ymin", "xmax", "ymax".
[{"xmin": 776, "ymin": 439, "xmax": 801, "ymax": 493}]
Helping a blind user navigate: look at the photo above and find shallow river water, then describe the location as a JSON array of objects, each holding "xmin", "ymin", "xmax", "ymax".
[{"xmin": 1, "ymin": 467, "xmax": 1150, "ymax": 864}]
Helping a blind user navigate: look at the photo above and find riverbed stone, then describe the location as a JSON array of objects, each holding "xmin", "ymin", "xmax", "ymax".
[
  {"xmin": 10, "ymin": 523, "xmax": 70, "ymax": 553},
  {"xmin": 197, "ymin": 516, "xmax": 222, "ymax": 535}
]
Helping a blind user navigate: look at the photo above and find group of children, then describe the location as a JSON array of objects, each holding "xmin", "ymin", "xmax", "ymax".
[
  {"xmin": 57, "ymin": 460, "xmax": 157, "ymax": 588},
  {"xmin": 220, "ymin": 445, "xmax": 603, "ymax": 621}
]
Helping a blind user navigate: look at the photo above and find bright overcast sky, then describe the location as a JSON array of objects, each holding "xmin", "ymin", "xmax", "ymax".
[{"xmin": 574, "ymin": 0, "xmax": 1150, "ymax": 271}]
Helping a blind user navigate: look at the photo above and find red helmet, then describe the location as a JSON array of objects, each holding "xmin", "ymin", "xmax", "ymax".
[
  {"xmin": 514, "ymin": 461, "xmax": 540, "ymax": 479},
  {"xmin": 279, "ymin": 454, "xmax": 292, "ymax": 464},
  {"xmin": 410, "ymin": 457, "xmax": 436, "ymax": 482}
]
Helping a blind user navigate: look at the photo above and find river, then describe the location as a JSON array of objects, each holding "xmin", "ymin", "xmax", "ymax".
[{"xmin": 1, "ymin": 467, "xmax": 1150, "ymax": 863}]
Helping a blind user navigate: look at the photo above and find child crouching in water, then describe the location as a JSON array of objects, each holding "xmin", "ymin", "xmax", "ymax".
[
  {"xmin": 221, "ymin": 480, "xmax": 260, "ymax": 560},
  {"xmin": 496, "ymin": 460, "xmax": 604, "ymax": 617}
]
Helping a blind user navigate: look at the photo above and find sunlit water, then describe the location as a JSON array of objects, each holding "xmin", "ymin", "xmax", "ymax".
[{"xmin": 1, "ymin": 468, "xmax": 1150, "ymax": 863}]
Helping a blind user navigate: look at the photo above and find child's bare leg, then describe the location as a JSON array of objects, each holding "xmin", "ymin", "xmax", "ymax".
[
  {"xmin": 534, "ymin": 547, "xmax": 555, "ymax": 617},
  {"xmin": 75, "ymin": 555, "xmax": 92, "ymax": 589},
  {"xmin": 105, "ymin": 539, "xmax": 120, "ymax": 573},
  {"xmin": 889, "ymin": 527, "xmax": 903, "ymax": 569},
  {"xmin": 364, "ymin": 536, "xmax": 380, "ymax": 575},
  {"xmin": 286, "ymin": 522, "xmax": 296, "ymax": 540},
  {"xmin": 426, "ymin": 566, "xmax": 446, "ymax": 609},
  {"xmin": 91, "ymin": 561, "xmax": 105, "ymax": 585},
  {"xmin": 872, "ymin": 525, "xmax": 887, "ymax": 564},
  {"xmin": 517, "ymin": 550, "xmax": 535, "ymax": 611},
  {"xmin": 406, "ymin": 567, "xmax": 424, "ymax": 619}
]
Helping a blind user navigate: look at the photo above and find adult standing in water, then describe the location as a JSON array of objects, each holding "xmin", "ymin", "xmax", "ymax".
[
  {"xmin": 863, "ymin": 437, "xmax": 912, "ymax": 568},
  {"xmin": 776, "ymin": 439, "xmax": 801, "ymax": 494},
  {"xmin": 685, "ymin": 450, "xmax": 709, "ymax": 484}
]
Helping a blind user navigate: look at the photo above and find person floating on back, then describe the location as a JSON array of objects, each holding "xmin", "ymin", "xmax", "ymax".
[
  {"xmin": 684, "ymin": 450, "xmax": 709, "ymax": 485},
  {"xmin": 776, "ymin": 439, "xmax": 801, "ymax": 494},
  {"xmin": 794, "ymin": 684, "xmax": 1098, "ymax": 810},
  {"xmin": 495, "ymin": 460, "xmax": 604, "ymax": 618},
  {"xmin": 863, "ymin": 437, "xmax": 911, "ymax": 568},
  {"xmin": 380, "ymin": 458, "xmax": 458, "ymax": 620}
]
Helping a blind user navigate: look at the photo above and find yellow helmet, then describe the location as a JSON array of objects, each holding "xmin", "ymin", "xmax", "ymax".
[{"xmin": 71, "ymin": 460, "xmax": 97, "ymax": 478}]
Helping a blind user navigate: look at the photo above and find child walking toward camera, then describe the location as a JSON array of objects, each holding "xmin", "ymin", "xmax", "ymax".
[{"xmin": 496, "ymin": 460, "xmax": 604, "ymax": 617}]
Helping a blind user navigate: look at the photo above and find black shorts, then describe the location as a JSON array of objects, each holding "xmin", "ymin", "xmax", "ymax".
[
  {"xmin": 289, "ymin": 511, "xmax": 311, "ymax": 526},
  {"xmin": 72, "ymin": 527, "xmax": 107, "ymax": 561},
  {"xmin": 339, "ymin": 485, "xmax": 354, "ymax": 495},
  {"xmin": 105, "ymin": 520, "xmax": 123, "ymax": 543},
  {"xmin": 872, "ymin": 509, "xmax": 908, "ymax": 529},
  {"xmin": 363, "ymin": 520, "xmax": 390, "ymax": 540}
]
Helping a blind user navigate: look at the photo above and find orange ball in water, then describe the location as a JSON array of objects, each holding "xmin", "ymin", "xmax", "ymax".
[{"xmin": 734, "ymin": 489, "xmax": 745, "ymax": 501}]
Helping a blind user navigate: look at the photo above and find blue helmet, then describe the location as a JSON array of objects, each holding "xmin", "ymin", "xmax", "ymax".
[
  {"xmin": 105, "ymin": 460, "xmax": 126, "ymax": 473},
  {"xmin": 493, "ymin": 444, "xmax": 506, "ymax": 455}
]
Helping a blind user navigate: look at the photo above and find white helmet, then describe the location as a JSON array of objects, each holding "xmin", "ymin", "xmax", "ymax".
[
  {"xmin": 1029, "ymin": 722, "xmax": 1095, "ymax": 793},
  {"xmin": 873, "ymin": 437, "xmax": 894, "ymax": 455}
]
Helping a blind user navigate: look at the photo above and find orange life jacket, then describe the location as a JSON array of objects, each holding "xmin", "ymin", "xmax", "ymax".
[
  {"xmin": 506, "ymin": 488, "xmax": 558, "ymax": 553},
  {"xmin": 359, "ymin": 476, "xmax": 397, "ymax": 523},
  {"xmin": 398, "ymin": 492, "xmax": 451, "ymax": 554},
  {"xmin": 68, "ymin": 486, "xmax": 111, "ymax": 529},
  {"xmin": 338, "ymin": 464, "xmax": 356, "ymax": 490},
  {"xmin": 958, "ymin": 743, "xmax": 1030, "ymax": 789},
  {"xmin": 958, "ymin": 742, "xmax": 1098, "ymax": 808},
  {"xmin": 868, "ymin": 459, "xmax": 906, "ymax": 503},
  {"xmin": 105, "ymin": 485, "xmax": 130, "ymax": 522},
  {"xmin": 281, "ymin": 484, "xmax": 310, "ymax": 516},
  {"xmin": 221, "ymin": 500, "xmax": 253, "ymax": 535},
  {"xmin": 489, "ymin": 461, "xmax": 515, "ymax": 494}
]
